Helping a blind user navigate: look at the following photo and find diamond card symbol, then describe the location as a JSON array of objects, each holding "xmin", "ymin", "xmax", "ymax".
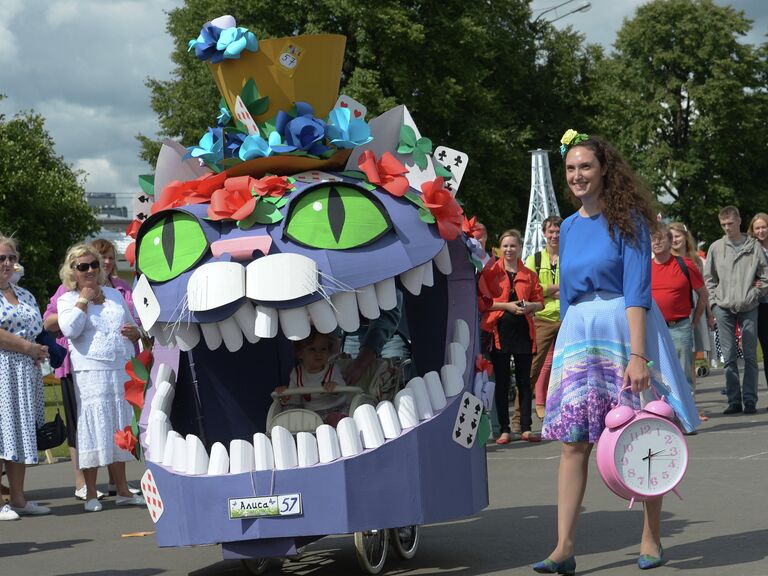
[{"xmin": 141, "ymin": 469, "xmax": 164, "ymax": 523}]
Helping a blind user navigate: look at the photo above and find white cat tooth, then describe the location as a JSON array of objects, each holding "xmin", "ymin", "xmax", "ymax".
[
  {"xmin": 440, "ymin": 364, "xmax": 464, "ymax": 397},
  {"xmin": 200, "ymin": 322, "xmax": 223, "ymax": 350},
  {"xmin": 307, "ymin": 299, "xmax": 338, "ymax": 334},
  {"xmin": 150, "ymin": 380, "xmax": 175, "ymax": 415},
  {"xmin": 297, "ymin": 432, "xmax": 320, "ymax": 467},
  {"xmin": 399, "ymin": 266, "xmax": 423, "ymax": 296},
  {"xmin": 448, "ymin": 342, "xmax": 467, "ymax": 375},
  {"xmin": 394, "ymin": 389, "xmax": 419, "ymax": 429},
  {"xmin": 337, "ymin": 417, "xmax": 363, "ymax": 457},
  {"xmin": 374, "ymin": 277, "xmax": 397, "ymax": 310},
  {"xmin": 187, "ymin": 261, "xmax": 246, "ymax": 312},
  {"xmin": 162, "ymin": 431, "xmax": 181, "ymax": 468},
  {"xmin": 185, "ymin": 434, "xmax": 209, "ymax": 475},
  {"xmin": 234, "ymin": 302, "xmax": 259, "ymax": 344},
  {"xmin": 434, "ymin": 242, "xmax": 453, "ymax": 275},
  {"xmin": 278, "ymin": 306, "xmax": 311, "ymax": 341},
  {"xmin": 405, "ymin": 377, "xmax": 434, "ymax": 420},
  {"xmin": 422, "ymin": 260, "xmax": 434, "ymax": 287},
  {"xmin": 356, "ymin": 284, "xmax": 380, "ymax": 320},
  {"xmin": 218, "ymin": 316, "xmax": 244, "ymax": 352},
  {"xmin": 453, "ymin": 318, "xmax": 471, "ymax": 351},
  {"xmin": 423, "ymin": 371, "xmax": 447, "ymax": 411},
  {"xmin": 353, "ymin": 404, "xmax": 385, "ymax": 449},
  {"xmin": 229, "ymin": 439, "xmax": 255, "ymax": 473},
  {"xmin": 330, "ymin": 291, "xmax": 360, "ymax": 332},
  {"xmin": 253, "ymin": 433, "xmax": 275, "ymax": 471},
  {"xmin": 376, "ymin": 401, "xmax": 402, "ymax": 439},
  {"xmin": 172, "ymin": 434, "xmax": 188, "ymax": 473},
  {"xmin": 316, "ymin": 424, "xmax": 342, "ymax": 463},
  {"xmin": 254, "ymin": 305, "xmax": 278, "ymax": 339},
  {"xmin": 207, "ymin": 442, "xmax": 229, "ymax": 475},
  {"xmin": 154, "ymin": 363, "xmax": 175, "ymax": 387},
  {"xmin": 174, "ymin": 322, "xmax": 201, "ymax": 351},
  {"xmin": 150, "ymin": 323, "xmax": 173, "ymax": 347},
  {"xmin": 271, "ymin": 426, "xmax": 298, "ymax": 470},
  {"xmin": 246, "ymin": 253, "xmax": 318, "ymax": 301},
  {"xmin": 148, "ymin": 412, "xmax": 171, "ymax": 463}
]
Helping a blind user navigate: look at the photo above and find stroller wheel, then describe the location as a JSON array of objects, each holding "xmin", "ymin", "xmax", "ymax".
[{"xmin": 354, "ymin": 528, "xmax": 389, "ymax": 574}]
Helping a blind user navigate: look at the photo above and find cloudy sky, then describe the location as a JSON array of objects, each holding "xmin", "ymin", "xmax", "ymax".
[{"xmin": 0, "ymin": 0, "xmax": 765, "ymax": 208}]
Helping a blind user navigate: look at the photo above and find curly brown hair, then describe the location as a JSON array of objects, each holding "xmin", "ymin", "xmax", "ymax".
[{"xmin": 567, "ymin": 135, "xmax": 655, "ymax": 244}]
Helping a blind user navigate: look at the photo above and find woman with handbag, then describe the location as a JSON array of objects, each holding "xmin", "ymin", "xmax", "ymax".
[
  {"xmin": 57, "ymin": 243, "xmax": 145, "ymax": 512},
  {"xmin": 0, "ymin": 235, "xmax": 51, "ymax": 520}
]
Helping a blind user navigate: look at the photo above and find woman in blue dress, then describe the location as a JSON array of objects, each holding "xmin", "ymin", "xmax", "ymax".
[{"xmin": 533, "ymin": 132, "xmax": 698, "ymax": 574}]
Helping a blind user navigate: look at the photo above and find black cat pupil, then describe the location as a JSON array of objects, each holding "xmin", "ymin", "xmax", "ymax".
[
  {"xmin": 161, "ymin": 213, "xmax": 176, "ymax": 271},
  {"xmin": 327, "ymin": 186, "xmax": 345, "ymax": 243}
]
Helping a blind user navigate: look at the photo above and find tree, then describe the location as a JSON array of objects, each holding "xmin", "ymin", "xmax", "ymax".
[
  {"xmin": 0, "ymin": 99, "xmax": 99, "ymax": 303},
  {"xmin": 139, "ymin": 0, "xmax": 601, "ymax": 238},
  {"xmin": 592, "ymin": 0, "xmax": 768, "ymax": 242}
]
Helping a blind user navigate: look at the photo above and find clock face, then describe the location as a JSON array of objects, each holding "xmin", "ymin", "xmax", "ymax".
[{"xmin": 613, "ymin": 417, "xmax": 688, "ymax": 497}]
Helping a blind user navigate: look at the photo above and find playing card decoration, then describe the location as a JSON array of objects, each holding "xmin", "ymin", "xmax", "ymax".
[
  {"xmin": 141, "ymin": 469, "xmax": 164, "ymax": 523},
  {"xmin": 433, "ymin": 146, "xmax": 469, "ymax": 194},
  {"xmin": 452, "ymin": 392, "xmax": 484, "ymax": 448}
]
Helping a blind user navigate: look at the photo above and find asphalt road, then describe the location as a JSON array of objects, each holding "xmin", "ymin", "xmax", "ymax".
[{"xmin": 2, "ymin": 367, "xmax": 766, "ymax": 575}]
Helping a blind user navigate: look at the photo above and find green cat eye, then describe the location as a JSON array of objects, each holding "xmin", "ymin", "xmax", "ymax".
[
  {"xmin": 137, "ymin": 211, "xmax": 209, "ymax": 282},
  {"xmin": 284, "ymin": 184, "xmax": 391, "ymax": 249}
]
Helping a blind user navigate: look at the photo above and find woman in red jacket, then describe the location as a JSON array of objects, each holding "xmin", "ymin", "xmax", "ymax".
[{"xmin": 480, "ymin": 229, "xmax": 544, "ymax": 443}]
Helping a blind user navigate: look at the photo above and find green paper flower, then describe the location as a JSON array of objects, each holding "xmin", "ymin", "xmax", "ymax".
[{"xmin": 397, "ymin": 124, "xmax": 433, "ymax": 170}]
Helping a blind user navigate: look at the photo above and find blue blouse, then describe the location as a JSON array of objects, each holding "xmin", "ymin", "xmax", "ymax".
[{"xmin": 559, "ymin": 212, "xmax": 651, "ymax": 318}]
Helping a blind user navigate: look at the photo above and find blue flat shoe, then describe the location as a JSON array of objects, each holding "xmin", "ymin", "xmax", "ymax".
[
  {"xmin": 638, "ymin": 544, "xmax": 665, "ymax": 570},
  {"xmin": 532, "ymin": 555, "xmax": 576, "ymax": 575}
]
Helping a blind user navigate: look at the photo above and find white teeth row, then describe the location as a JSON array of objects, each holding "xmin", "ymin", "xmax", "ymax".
[
  {"xmin": 147, "ymin": 247, "xmax": 454, "ymax": 352},
  {"xmin": 145, "ymin": 319, "xmax": 470, "ymax": 475}
]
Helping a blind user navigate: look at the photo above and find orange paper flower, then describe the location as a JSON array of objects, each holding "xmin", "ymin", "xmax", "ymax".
[
  {"xmin": 252, "ymin": 175, "xmax": 294, "ymax": 197},
  {"xmin": 208, "ymin": 176, "xmax": 257, "ymax": 221},
  {"xmin": 114, "ymin": 426, "xmax": 138, "ymax": 453},
  {"xmin": 462, "ymin": 215, "xmax": 485, "ymax": 240},
  {"xmin": 358, "ymin": 150, "xmax": 409, "ymax": 197},
  {"xmin": 421, "ymin": 177, "xmax": 463, "ymax": 240},
  {"xmin": 125, "ymin": 219, "xmax": 142, "ymax": 239},
  {"xmin": 476, "ymin": 354, "xmax": 493, "ymax": 376},
  {"xmin": 152, "ymin": 171, "xmax": 226, "ymax": 214},
  {"xmin": 124, "ymin": 375, "xmax": 146, "ymax": 410}
]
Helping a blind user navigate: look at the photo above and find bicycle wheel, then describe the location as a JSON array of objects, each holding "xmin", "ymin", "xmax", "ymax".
[
  {"xmin": 354, "ymin": 529, "xmax": 389, "ymax": 574},
  {"xmin": 390, "ymin": 525, "xmax": 419, "ymax": 560}
]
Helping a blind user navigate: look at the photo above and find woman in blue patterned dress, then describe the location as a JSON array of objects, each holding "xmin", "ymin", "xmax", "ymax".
[
  {"xmin": 533, "ymin": 132, "xmax": 698, "ymax": 574},
  {"xmin": 0, "ymin": 236, "xmax": 51, "ymax": 520}
]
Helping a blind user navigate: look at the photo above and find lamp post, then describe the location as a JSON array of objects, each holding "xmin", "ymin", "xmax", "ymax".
[{"xmin": 533, "ymin": 0, "xmax": 592, "ymax": 24}]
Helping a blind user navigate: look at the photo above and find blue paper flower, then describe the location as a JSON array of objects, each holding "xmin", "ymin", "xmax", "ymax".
[
  {"xmin": 239, "ymin": 131, "xmax": 295, "ymax": 161},
  {"xmin": 275, "ymin": 102, "xmax": 330, "ymax": 156},
  {"xmin": 217, "ymin": 105, "xmax": 232, "ymax": 127},
  {"xmin": 326, "ymin": 107, "xmax": 373, "ymax": 148},
  {"xmin": 188, "ymin": 23, "xmax": 258, "ymax": 63},
  {"xmin": 187, "ymin": 128, "xmax": 224, "ymax": 164},
  {"xmin": 224, "ymin": 132, "xmax": 247, "ymax": 159}
]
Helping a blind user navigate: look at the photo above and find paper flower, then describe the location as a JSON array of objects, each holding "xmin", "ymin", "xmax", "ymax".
[
  {"xmin": 358, "ymin": 150, "xmax": 409, "ymax": 197},
  {"xmin": 326, "ymin": 107, "xmax": 373, "ymax": 148},
  {"xmin": 224, "ymin": 131, "xmax": 247, "ymax": 159},
  {"xmin": 420, "ymin": 177, "xmax": 463, "ymax": 240},
  {"xmin": 208, "ymin": 176, "xmax": 258, "ymax": 221},
  {"xmin": 251, "ymin": 175, "xmax": 294, "ymax": 198},
  {"xmin": 187, "ymin": 127, "xmax": 224, "ymax": 165},
  {"xmin": 462, "ymin": 215, "xmax": 485, "ymax": 239},
  {"xmin": 152, "ymin": 172, "xmax": 225, "ymax": 214},
  {"xmin": 275, "ymin": 102, "xmax": 329, "ymax": 156},
  {"xmin": 476, "ymin": 354, "xmax": 493, "ymax": 376},
  {"xmin": 188, "ymin": 23, "xmax": 258, "ymax": 63},
  {"xmin": 114, "ymin": 426, "xmax": 138, "ymax": 453},
  {"xmin": 559, "ymin": 128, "xmax": 589, "ymax": 157},
  {"xmin": 239, "ymin": 131, "xmax": 294, "ymax": 160},
  {"xmin": 125, "ymin": 219, "xmax": 142, "ymax": 240},
  {"xmin": 217, "ymin": 105, "xmax": 232, "ymax": 127},
  {"xmin": 124, "ymin": 375, "xmax": 146, "ymax": 410},
  {"xmin": 397, "ymin": 124, "xmax": 433, "ymax": 170}
]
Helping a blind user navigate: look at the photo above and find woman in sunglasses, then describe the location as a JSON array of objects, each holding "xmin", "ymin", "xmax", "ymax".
[
  {"xmin": 0, "ymin": 235, "xmax": 51, "ymax": 520},
  {"xmin": 55, "ymin": 244, "xmax": 145, "ymax": 512}
]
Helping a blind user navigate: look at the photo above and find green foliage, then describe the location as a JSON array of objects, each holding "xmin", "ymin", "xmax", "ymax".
[
  {"xmin": 139, "ymin": 0, "xmax": 602, "ymax": 238},
  {"xmin": 0, "ymin": 104, "xmax": 99, "ymax": 303},
  {"xmin": 592, "ymin": 0, "xmax": 768, "ymax": 242}
]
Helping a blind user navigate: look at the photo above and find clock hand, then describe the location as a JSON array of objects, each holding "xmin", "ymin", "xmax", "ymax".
[{"xmin": 646, "ymin": 448, "xmax": 652, "ymax": 487}]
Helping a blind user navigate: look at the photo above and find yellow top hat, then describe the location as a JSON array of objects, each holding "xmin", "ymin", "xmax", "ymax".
[{"xmin": 208, "ymin": 35, "xmax": 347, "ymax": 123}]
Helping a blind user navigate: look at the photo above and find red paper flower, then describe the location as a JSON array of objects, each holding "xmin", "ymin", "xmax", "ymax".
[
  {"xmin": 358, "ymin": 150, "xmax": 409, "ymax": 197},
  {"xmin": 208, "ymin": 176, "xmax": 257, "ymax": 221},
  {"xmin": 476, "ymin": 354, "xmax": 493, "ymax": 376},
  {"xmin": 152, "ymin": 171, "xmax": 226, "ymax": 214},
  {"xmin": 114, "ymin": 426, "xmax": 138, "ymax": 453},
  {"xmin": 125, "ymin": 219, "xmax": 142, "ymax": 239},
  {"xmin": 462, "ymin": 215, "xmax": 484, "ymax": 240},
  {"xmin": 421, "ymin": 177, "xmax": 463, "ymax": 240},
  {"xmin": 252, "ymin": 175, "xmax": 294, "ymax": 197},
  {"xmin": 125, "ymin": 241, "xmax": 136, "ymax": 267},
  {"xmin": 124, "ymin": 375, "xmax": 145, "ymax": 410}
]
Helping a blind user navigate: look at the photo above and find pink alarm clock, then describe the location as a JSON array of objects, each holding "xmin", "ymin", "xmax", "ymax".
[{"xmin": 596, "ymin": 396, "xmax": 689, "ymax": 508}]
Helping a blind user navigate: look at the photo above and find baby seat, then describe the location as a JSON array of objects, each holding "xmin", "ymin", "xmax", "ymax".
[{"xmin": 266, "ymin": 357, "xmax": 409, "ymax": 434}]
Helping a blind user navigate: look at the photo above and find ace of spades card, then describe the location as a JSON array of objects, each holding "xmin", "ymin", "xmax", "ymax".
[
  {"xmin": 452, "ymin": 391, "xmax": 483, "ymax": 449},
  {"xmin": 433, "ymin": 146, "xmax": 469, "ymax": 194}
]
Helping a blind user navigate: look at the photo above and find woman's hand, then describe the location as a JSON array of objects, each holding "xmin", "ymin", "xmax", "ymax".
[
  {"xmin": 25, "ymin": 341, "xmax": 49, "ymax": 365},
  {"xmin": 624, "ymin": 354, "xmax": 651, "ymax": 394},
  {"xmin": 120, "ymin": 324, "xmax": 141, "ymax": 342},
  {"xmin": 274, "ymin": 386, "xmax": 289, "ymax": 405},
  {"xmin": 323, "ymin": 380, "xmax": 338, "ymax": 393}
]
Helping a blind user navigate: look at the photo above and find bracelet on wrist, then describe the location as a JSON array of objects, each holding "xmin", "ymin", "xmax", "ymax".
[
  {"xmin": 76, "ymin": 297, "xmax": 89, "ymax": 305},
  {"xmin": 630, "ymin": 352, "xmax": 649, "ymax": 363}
]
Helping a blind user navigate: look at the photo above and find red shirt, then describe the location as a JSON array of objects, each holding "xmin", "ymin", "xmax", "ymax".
[{"xmin": 651, "ymin": 256, "xmax": 704, "ymax": 322}]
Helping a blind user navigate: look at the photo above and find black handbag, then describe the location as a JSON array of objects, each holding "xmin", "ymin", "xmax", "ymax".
[{"xmin": 36, "ymin": 384, "xmax": 67, "ymax": 451}]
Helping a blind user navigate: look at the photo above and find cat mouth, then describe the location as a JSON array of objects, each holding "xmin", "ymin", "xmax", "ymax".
[{"xmin": 137, "ymin": 237, "xmax": 486, "ymax": 550}]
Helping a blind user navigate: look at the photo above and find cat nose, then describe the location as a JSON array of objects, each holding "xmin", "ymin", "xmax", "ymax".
[{"xmin": 211, "ymin": 235, "xmax": 272, "ymax": 261}]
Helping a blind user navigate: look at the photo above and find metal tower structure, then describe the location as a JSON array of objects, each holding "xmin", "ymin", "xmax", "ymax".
[{"xmin": 522, "ymin": 149, "xmax": 560, "ymax": 261}]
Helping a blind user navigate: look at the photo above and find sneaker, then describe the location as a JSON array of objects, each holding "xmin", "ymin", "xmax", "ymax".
[
  {"xmin": 74, "ymin": 486, "xmax": 105, "ymax": 501},
  {"xmin": 723, "ymin": 404, "xmax": 743, "ymax": 415},
  {"xmin": 84, "ymin": 498, "xmax": 102, "ymax": 512},
  {"xmin": 11, "ymin": 501, "xmax": 51, "ymax": 516},
  {"xmin": 0, "ymin": 504, "xmax": 20, "ymax": 521},
  {"xmin": 108, "ymin": 483, "xmax": 141, "ymax": 497},
  {"xmin": 115, "ymin": 494, "xmax": 146, "ymax": 507},
  {"xmin": 744, "ymin": 403, "xmax": 757, "ymax": 414}
]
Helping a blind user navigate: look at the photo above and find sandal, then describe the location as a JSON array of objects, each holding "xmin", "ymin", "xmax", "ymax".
[
  {"xmin": 522, "ymin": 431, "xmax": 541, "ymax": 443},
  {"xmin": 698, "ymin": 412, "xmax": 709, "ymax": 422}
]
